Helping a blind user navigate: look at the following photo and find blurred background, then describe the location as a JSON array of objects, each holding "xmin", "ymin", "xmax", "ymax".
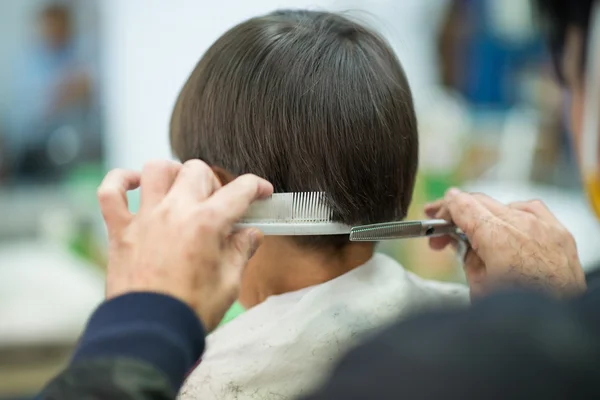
[{"xmin": 1, "ymin": 0, "xmax": 599, "ymax": 398}]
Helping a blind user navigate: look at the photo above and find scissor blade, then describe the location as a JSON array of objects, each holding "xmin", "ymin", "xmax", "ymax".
[{"xmin": 349, "ymin": 221, "xmax": 423, "ymax": 241}]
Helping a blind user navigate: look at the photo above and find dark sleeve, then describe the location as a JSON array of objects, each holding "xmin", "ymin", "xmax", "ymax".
[
  {"xmin": 39, "ymin": 293, "xmax": 205, "ymax": 400},
  {"xmin": 304, "ymin": 289, "xmax": 600, "ymax": 400}
]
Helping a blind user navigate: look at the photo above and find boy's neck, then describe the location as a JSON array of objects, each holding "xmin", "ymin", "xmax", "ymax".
[{"xmin": 238, "ymin": 237, "xmax": 375, "ymax": 308}]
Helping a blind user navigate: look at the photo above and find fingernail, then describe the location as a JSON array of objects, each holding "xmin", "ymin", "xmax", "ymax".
[{"xmin": 446, "ymin": 187, "xmax": 461, "ymax": 198}]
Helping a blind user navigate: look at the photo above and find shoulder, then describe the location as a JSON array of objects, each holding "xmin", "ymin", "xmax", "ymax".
[
  {"xmin": 182, "ymin": 255, "xmax": 469, "ymax": 399},
  {"xmin": 373, "ymin": 252, "xmax": 470, "ymax": 306},
  {"xmin": 407, "ymin": 268, "xmax": 469, "ymax": 302}
]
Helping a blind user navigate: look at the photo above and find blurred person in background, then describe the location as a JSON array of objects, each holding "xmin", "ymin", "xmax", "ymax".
[
  {"xmin": 438, "ymin": 0, "xmax": 578, "ymax": 186},
  {"xmin": 6, "ymin": 3, "xmax": 99, "ymax": 182},
  {"xmin": 438, "ymin": 0, "xmax": 545, "ymax": 109}
]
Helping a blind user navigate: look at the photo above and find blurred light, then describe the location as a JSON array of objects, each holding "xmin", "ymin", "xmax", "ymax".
[
  {"xmin": 46, "ymin": 125, "xmax": 80, "ymax": 165},
  {"xmin": 488, "ymin": 0, "xmax": 536, "ymax": 43}
]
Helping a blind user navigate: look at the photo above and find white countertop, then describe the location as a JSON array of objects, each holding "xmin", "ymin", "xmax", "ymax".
[{"xmin": 0, "ymin": 241, "xmax": 105, "ymax": 346}]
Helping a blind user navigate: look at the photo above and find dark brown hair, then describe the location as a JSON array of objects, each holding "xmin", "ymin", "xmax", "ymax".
[
  {"xmin": 41, "ymin": 4, "xmax": 71, "ymax": 25},
  {"xmin": 170, "ymin": 10, "xmax": 418, "ymax": 248},
  {"xmin": 535, "ymin": 0, "xmax": 595, "ymax": 83}
]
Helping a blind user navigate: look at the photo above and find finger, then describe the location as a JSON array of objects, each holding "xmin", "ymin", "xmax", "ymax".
[
  {"xmin": 427, "ymin": 201, "xmax": 453, "ymax": 249},
  {"xmin": 445, "ymin": 189, "xmax": 507, "ymax": 230},
  {"xmin": 220, "ymin": 228, "xmax": 263, "ymax": 297},
  {"xmin": 424, "ymin": 199, "xmax": 444, "ymax": 218},
  {"xmin": 140, "ymin": 160, "xmax": 182, "ymax": 210},
  {"xmin": 435, "ymin": 202, "xmax": 452, "ymax": 221},
  {"xmin": 169, "ymin": 159, "xmax": 221, "ymax": 201},
  {"xmin": 224, "ymin": 228, "xmax": 263, "ymax": 269},
  {"xmin": 97, "ymin": 169, "xmax": 141, "ymax": 233},
  {"xmin": 509, "ymin": 199, "xmax": 560, "ymax": 223},
  {"xmin": 443, "ymin": 188, "xmax": 507, "ymax": 215},
  {"xmin": 463, "ymin": 250, "xmax": 485, "ymax": 282},
  {"xmin": 427, "ymin": 191, "xmax": 502, "ymax": 254},
  {"xmin": 464, "ymin": 192, "xmax": 508, "ymax": 217},
  {"xmin": 199, "ymin": 228, "xmax": 262, "ymax": 332},
  {"xmin": 425, "ymin": 207, "xmax": 437, "ymax": 219},
  {"xmin": 445, "ymin": 191, "xmax": 498, "ymax": 257},
  {"xmin": 428, "ymin": 236, "xmax": 453, "ymax": 250},
  {"xmin": 463, "ymin": 251, "xmax": 486, "ymax": 299},
  {"xmin": 205, "ymin": 174, "xmax": 274, "ymax": 228}
]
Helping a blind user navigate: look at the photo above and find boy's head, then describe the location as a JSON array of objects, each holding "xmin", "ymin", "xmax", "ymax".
[{"xmin": 170, "ymin": 10, "xmax": 418, "ymax": 247}]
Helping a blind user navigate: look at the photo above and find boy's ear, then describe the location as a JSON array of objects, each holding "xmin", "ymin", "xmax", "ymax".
[{"xmin": 211, "ymin": 166, "xmax": 236, "ymax": 185}]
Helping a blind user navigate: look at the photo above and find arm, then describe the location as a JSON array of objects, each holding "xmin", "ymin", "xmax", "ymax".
[
  {"xmin": 40, "ymin": 293, "xmax": 205, "ymax": 400},
  {"xmin": 38, "ymin": 161, "xmax": 273, "ymax": 400}
]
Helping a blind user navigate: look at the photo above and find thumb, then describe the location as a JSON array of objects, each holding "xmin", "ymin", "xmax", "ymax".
[
  {"xmin": 445, "ymin": 190, "xmax": 498, "ymax": 258},
  {"xmin": 224, "ymin": 228, "xmax": 263, "ymax": 273},
  {"xmin": 97, "ymin": 169, "xmax": 141, "ymax": 235}
]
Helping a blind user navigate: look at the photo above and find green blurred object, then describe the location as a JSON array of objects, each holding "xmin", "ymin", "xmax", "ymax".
[
  {"xmin": 64, "ymin": 162, "xmax": 107, "ymax": 267},
  {"xmin": 218, "ymin": 301, "xmax": 246, "ymax": 327},
  {"xmin": 421, "ymin": 171, "xmax": 458, "ymax": 203},
  {"xmin": 68, "ymin": 220, "xmax": 100, "ymax": 266},
  {"xmin": 65, "ymin": 162, "xmax": 105, "ymax": 203},
  {"xmin": 127, "ymin": 188, "xmax": 141, "ymax": 213}
]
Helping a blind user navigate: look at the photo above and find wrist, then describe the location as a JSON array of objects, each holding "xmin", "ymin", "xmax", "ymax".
[
  {"xmin": 72, "ymin": 292, "xmax": 206, "ymax": 391},
  {"xmin": 487, "ymin": 274, "xmax": 586, "ymax": 300}
]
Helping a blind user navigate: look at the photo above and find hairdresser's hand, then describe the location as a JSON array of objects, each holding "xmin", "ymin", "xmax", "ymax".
[
  {"xmin": 425, "ymin": 189, "xmax": 586, "ymax": 299},
  {"xmin": 97, "ymin": 160, "xmax": 273, "ymax": 331}
]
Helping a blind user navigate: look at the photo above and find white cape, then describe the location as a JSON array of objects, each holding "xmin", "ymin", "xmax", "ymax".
[{"xmin": 180, "ymin": 253, "xmax": 469, "ymax": 400}]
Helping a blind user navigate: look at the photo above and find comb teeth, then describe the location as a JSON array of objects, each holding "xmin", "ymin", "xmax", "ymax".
[{"xmin": 241, "ymin": 192, "xmax": 333, "ymax": 223}]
